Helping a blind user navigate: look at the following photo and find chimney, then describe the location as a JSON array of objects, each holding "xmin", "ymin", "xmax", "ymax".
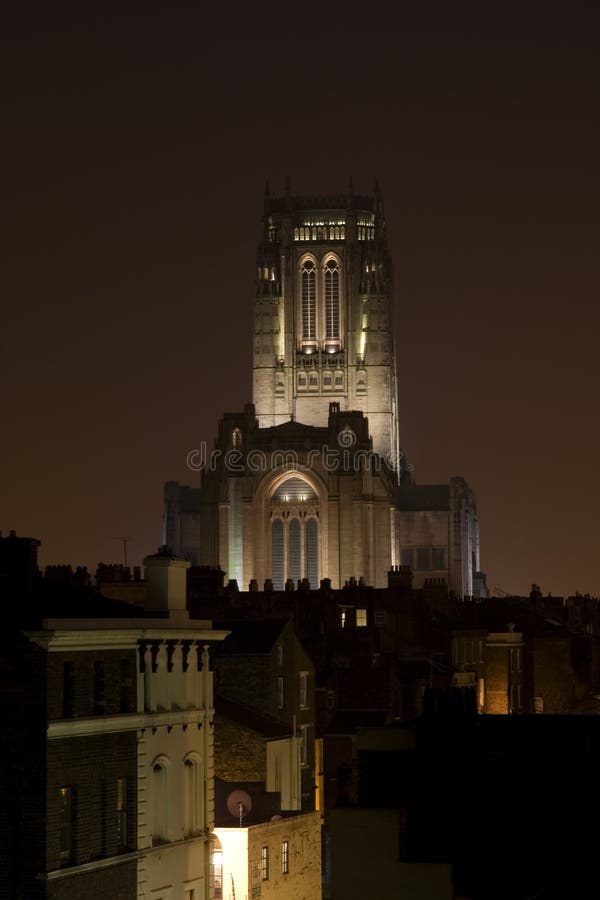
[{"xmin": 143, "ymin": 546, "xmax": 190, "ymax": 619}]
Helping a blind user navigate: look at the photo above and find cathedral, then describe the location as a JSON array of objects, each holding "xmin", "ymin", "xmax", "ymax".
[{"xmin": 164, "ymin": 183, "xmax": 486, "ymax": 597}]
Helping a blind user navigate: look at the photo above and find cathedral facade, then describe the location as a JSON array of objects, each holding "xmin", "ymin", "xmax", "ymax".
[{"xmin": 164, "ymin": 184, "xmax": 485, "ymax": 597}]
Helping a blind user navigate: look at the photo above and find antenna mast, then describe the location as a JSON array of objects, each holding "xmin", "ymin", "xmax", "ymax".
[{"xmin": 111, "ymin": 536, "xmax": 132, "ymax": 567}]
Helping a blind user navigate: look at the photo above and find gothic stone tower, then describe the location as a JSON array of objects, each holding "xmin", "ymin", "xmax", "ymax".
[
  {"xmin": 163, "ymin": 183, "xmax": 486, "ymax": 598},
  {"xmin": 253, "ymin": 182, "xmax": 400, "ymax": 465}
]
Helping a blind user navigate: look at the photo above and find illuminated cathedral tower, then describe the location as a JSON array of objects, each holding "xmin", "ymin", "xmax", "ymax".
[
  {"xmin": 253, "ymin": 180, "xmax": 400, "ymax": 464},
  {"xmin": 164, "ymin": 182, "xmax": 486, "ymax": 598}
]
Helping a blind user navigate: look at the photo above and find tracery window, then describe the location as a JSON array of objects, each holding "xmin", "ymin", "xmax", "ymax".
[
  {"xmin": 324, "ymin": 259, "xmax": 340, "ymax": 342},
  {"xmin": 301, "ymin": 259, "xmax": 317, "ymax": 342}
]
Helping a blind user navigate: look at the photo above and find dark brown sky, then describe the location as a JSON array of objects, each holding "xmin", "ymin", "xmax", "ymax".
[{"xmin": 2, "ymin": 3, "xmax": 599, "ymax": 596}]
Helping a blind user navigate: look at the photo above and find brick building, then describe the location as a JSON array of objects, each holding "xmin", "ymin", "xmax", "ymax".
[{"xmin": 0, "ymin": 537, "xmax": 228, "ymax": 900}]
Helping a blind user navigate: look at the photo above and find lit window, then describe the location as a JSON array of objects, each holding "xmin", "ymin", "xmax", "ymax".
[
  {"xmin": 282, "ymin": 840, "xmax": 289, "ymax": 874},
  {"xmin": 116, "ymin": 777, "xmax": 128, "ymax": 849},
  {"xmin": 261, "ymin": 846, "xmax": 269, "ymax": 880},
  {"xmin": 299, "ymin": 672, "xmax": 308, "ymax": 709},
  {"xmin": 212, "ymin": 849, "xmax": 223, "ymax": 899},
  {"xmin": 300, "ymin": 724, "xmax": 309, "ymax": 766},
  {"xmin": 302, "ymin": 260, "xmax": 316, "ymax": 342},
  {"xmin": 356, "ymin": 608, "xmax": 367, "ymax": 627},
  {"xmin": 339, "ymin": 608, "xmax": 347, "ymax": 629},
  {"xmin": 59, "ymin": 786, "xmax": 75, "ymax": 863},
  {"xmin": 324, "ymin": 258, "xmax": 340, "ymax": 343},
  {"xmin": 232, "ymin": 427, "xmax": 242, "ymax": 449}
]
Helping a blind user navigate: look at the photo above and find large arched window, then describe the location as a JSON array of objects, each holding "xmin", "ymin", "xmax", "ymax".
[
  {"xmin": 272, "ymin": 518, "xmax": 284, "ymax": 591},
  {"xmin": 301, "ymin": 259, "xmax": 317, "ymax": 345},
  {"xmin": 288, "ymin": 518, "xmax": 301, "ymax": 583},
  {"xmin": 270, "ymin": 478, "xmax": 319, "ymax": 588},
  {"xmin": 324, "ymin": 258, "xmax": 340, "ymax": 345}
]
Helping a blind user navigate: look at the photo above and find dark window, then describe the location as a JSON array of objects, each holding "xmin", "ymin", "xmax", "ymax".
[
  {"xmin": 400, "ymin": 548, "xmax": 414, "ymax": 568},
  {"xmin": 120, "ymin": 658, "xmax": 135, "ymax": 713},
  {"xmin": 432, "ymin": 547, "xmax": 445, "ymax": 569},
  {"xmin": 93, "ymin": 660, "xmax": 106, "ymax": 715},
  {"xmin": 62, "ymin": 662, "xmax": 75, "ymax": 718},
  {"xmin": 416, "ymin": 548, "xmax": 430, "ymax": 571}
]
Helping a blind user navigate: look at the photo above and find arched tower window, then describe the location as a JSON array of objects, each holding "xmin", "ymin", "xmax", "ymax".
[
  {"xmin": 301, "ymin": 259, "xmax": 317, "ymax": 345},
  {"xmin": 324, "ymin": 258, "xmax": 340, "ymax": 347},
  {"xmin": 232, "ymin": 427, "xmax": 242, "ymax": 449}
]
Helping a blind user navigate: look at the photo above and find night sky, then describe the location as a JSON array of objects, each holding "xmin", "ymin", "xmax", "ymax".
[{"xmin": 2, "ymin": 4, "xmax": 599, "ymax": 596}]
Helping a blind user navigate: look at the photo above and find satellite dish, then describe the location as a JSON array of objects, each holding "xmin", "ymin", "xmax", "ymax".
[{"xmin": 227, "ymin": 789, "xmax": 252, "ymax": 826}]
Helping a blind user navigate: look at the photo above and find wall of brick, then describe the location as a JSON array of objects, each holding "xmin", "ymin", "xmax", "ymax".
[
  {"xmin": 45, "ymin": 861, "xmax": 136, "ymax": 900},
  {"xmin": 46, "ymin": 732, "xmax": 137, "ymax": 873},
  {"xmin": 47, "ymin": 649, "xmax": 137, "ymax": 721}
]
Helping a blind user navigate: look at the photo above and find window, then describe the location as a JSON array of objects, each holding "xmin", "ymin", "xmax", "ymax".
[
  {"xmin": 272, "ymin": 518, "xmax": 284, "ymax": 591},
  {"xmin": 300, "ymin": 724, "xmax": 309, "ymax": 766},
  {"xmin": 276, "ymin": 643, "xmax": 283, "ymax": 666},
  {"xmin": 261, "ymin": 846, "xmax": 269, "ymax": 880},
  {"xmin": 185, "ymin": 891, "xmax": 196, "ymax": 900},
  {"xmin": 532, "ymin": 696, "xmax": 544, "ymax": 714},
  {"xmin": 339, "ymin": 607, "xmax": 347, "ymax": 629},
  {"xmin": 510, "ymin": 683, "xmax": 522, "ymax": 712},
  {"xmin": 326, "ymin": 689, "xmax": 335, "ymax": 709},
  {"xmin": 324, "ymin": 259, "xmax": 340, "ymax": 342},
  {"xmin": 231, "ymin": 427, "xmax": 242, "ymax": 449},
  {"xmin": 62, "ymin": 661, "xmax": 75, "ymax": 718},
  {"xmin": 400, "ymin": 548, "xmax": 414, "ymax": 568},
  {"xmin": 356, "ymin": 608, "xmax": 367, "ymax": 627},
  {"xmin": 184, "ymin": 755, "xmax": 203, "ymax": 835},
  {"xmin": 301, "ymin": 260, "xmax": 317, "ymax": 343},
  {"xmin": 374, "ymin": 610, "xmax": 387, "ymax": 626},
  {"xmin": 478, "ymin": 678, "xmax": 485, "ymax": 710},
  {"xmin": 416, "ymin": 548, "xmax": 430, "ymax": 571},
  {"xmin": 511, "ymin": 647, "xmax": 522, "ymax": 672},
  {"xmin": 120, "ymin": 658, "xmax": 135, "ymax": 713},
  {"xmin": 212, "ymin": 849, "xmax": 223, "ymax": 899},
  {"xmin": 116, "ymin": 777, "xmax": 128, "ymax": 849},
  {"xmin": 299, "ymin": 672, "xmax": 308, "ymax": 709},
  {"xmin": 432, "ymin": 547, "xmax": 445, "ymax": 569},
  {"xmin": 282, "ymin": 840, "xmax": 289, "ymax": 875},
  {"xmin": 152, "ymin": 757, "xmax": 170, "ymax": 843},
  {"xmin": 59, "ymin": 786, "xmax": 75, "ymax": 863},
  {"xmin": 277, "ymin": 676, "xmax": 285, "ymax": 710},
  {"xmin": 93, "ymin": 660, "xmax": 105, "ymax": 715}
]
